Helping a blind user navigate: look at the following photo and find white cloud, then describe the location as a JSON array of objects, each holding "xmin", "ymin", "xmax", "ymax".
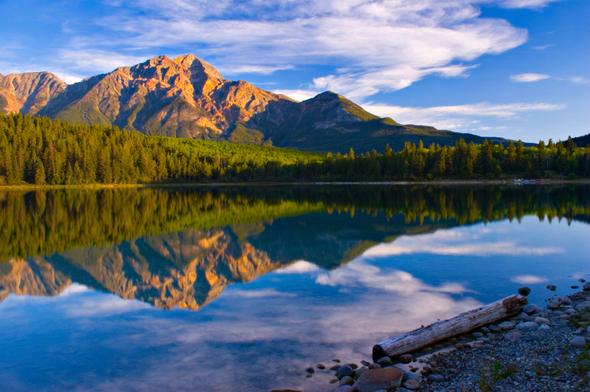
[
  {"xmin": 360, "ymin": 228, "xmax": 563, "ymax": 257},
  {"xmin": 274, "ymin": 260, "xmax": 320, "ymax": 274},
  {"xmin": 57, "ymin": 49, "xmax": 150, "ymax": 74},
  {"xmin": 510, "ymin": 72, "xmax": 550, "ymax": 82},
  {"xmin": 362, "ymin": 101, "xmax": 565, "ymax": 130},
  {"xmin": 510, "ymin": 274, "xmax": 548, "ymax": 284},
  {"xmin": 64, "ymin": 0, "xmax": 531, "ymax": 98},
  {"xmin": 220, "ymin": 64, "xmax": 293, "ymax": 75},
  {"xmin": 272, "ymin": 89, "xmax": 319, "ymax": 102},
  {"xmin": 494, "ymin": 0, "xmax": 559, "ymax": 9},
  {"xmin": 222, "ymin": 289, "xmax": 295, "ymax": 298}
]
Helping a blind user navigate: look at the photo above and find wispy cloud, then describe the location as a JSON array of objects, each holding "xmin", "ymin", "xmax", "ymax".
[
  {"xmin": 510, "ymin": 274, "xmax": 548, "ymax": 284},
  {"xmin": 362, "ymin": 101, "xmax": 565, "ymax": 130},
  {"xmin": 360, "ymin": 227, "xmax": 564, "ymax": 257},
  {"xmin": 493, "ymin": 0, "xmax": 559, "ymax": 9},
  {"xmin": 52, "ymin": 0, "xmax": 530, "ymax": 98},
  {"xmin": 510, "ymin": 72, "xmax": 550, "ymax": 82}
]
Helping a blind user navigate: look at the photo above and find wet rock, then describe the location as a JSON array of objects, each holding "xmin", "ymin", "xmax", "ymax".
[
  {"xmin": 353, "ymin": 367, "xmax": 403, "ymax": 392},
  {"xmin": 360, "ymin": 360, "xmax": 371, "ymax": 367},
  {"xmin": 539, "ymin": 324, "xmax": 551, "ymax": 331},
  {"xmin": 504, "ymin": 331, "xmax": 522, "ymax": 342},
  {"xmin": 339, "ymin": 376, "xmax": 354, "ymax": 386},
  {"xmin": 546, "ymin": 284, "xmax": 557, "ymax": 291},
  {"xmin": 518, "ymin": 287, "xmax": 531, "ymax": 296},
  {"xmin": 547, "ymin": 300, "xmax": 560, "ymax": 310},
  {"xmin": 499, "ymin": 321, "xmax": 516, "ymax": 330},
  {"xmin": 317, "ymin": 364, "xmax": 326, "ymax": 370},
  {"xmin": 523, "ymin": 304, "xmax": 542, "ymax": 315},
  {"xmin": 570, "ymin": 336, "xmax": 586, "ymax": 348},
  {"xmin": 376, "ymin": 356, "xmax": 393, "ymax": 367},
  {"xmin": 561, "ymin": 296, "xmax": 572, "ymax": 305},
  {"xmin": 583, "ymin": 283, "xmax": 590, "ymax": 291},
  {"xmin": 517, "ymin": 321, "xmax": 538, "ymax": 330},
  {"xmin": 534, "ymin": 317, "xmax": 551, "ymax": 325},
  {"xmin": 399, "ymin": 354, "xmax": 413, "ymax": 364},
  {"xmin": 336, "ymin": 365, "xmax": 354, "ymax": 379},
  {"xmin": 305, "ymin": 367, "xmax": 315, "ymax": 374},
  {"xmin": 403, "ymin": 379, "xmax": 421, "ymax": 390},
  {"xmin": 428, "ymin": 373, "xmax": 445, "ymax": 382}
]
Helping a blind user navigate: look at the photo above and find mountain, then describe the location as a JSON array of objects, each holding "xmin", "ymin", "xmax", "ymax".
[
  {"xmin": 572, "ymin": 133, "xmax": 590, "ymax": 147},
  {"xmin": 0, "ymin": 72, "xmax": 66, "ymax": 115},
  {"xmin": 1, "ymin": 54, "xmax": 509, "ymax": 152}
]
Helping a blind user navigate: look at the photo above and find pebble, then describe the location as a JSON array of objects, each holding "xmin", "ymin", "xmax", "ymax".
[
  {"xmin": 305, "ymin": 367, "xmax": 315, "ymax": 374},
  {"xmin": 504, "ymin": 331, "xmax": 522, "ymax": 342},
  {"xmin": 539, "ymin": 324, "xmax": 551, "ymax": 331},
  {"xmin": 546, "ymin": 284, "xmax": 557, "ymax": 291},
  {"xmin": 428, "ymin": 373, "xmax": 444, "ymax": 382},
  {"xmin": 403, "ymin": 379, "xmax": 420, "ymax": 390},
  {"xmin": 499, "ymin": 321, "xmax": 516, "ymax": 330},
  {"xmin": 517, "ymin": 321, "xmax": 538, "ymax": 330},
  {"xmin": 570, "ymin": 336, "xmax": 586, "ymax": 347},
  {"xmin": 376, "ymin": 356, "xmax": 393, "ymax": 367},
  {"xmin": 534, "ymin": 316, "xmax": 550, "ymax": 325},
  {"xmin": 336, "ymin": 365, "xmax": 354, "ymax": 379},
  {"xmin": 572, "ymin": 285, "xmax": 579, "ymax": 289},
  {"xmin": 583, "ymin": 282, "xmax": 590, "ymax": 291},
  {"xmin": 399, "ymin": 354, "xmax": 413, "ymax": 364},
  {"xmin": 317, "ymin": 364, "xmax": 325, "ymax": 370},
  {"xmin": 339, "ymin": 376, "xmax": 354, "ymax": 386},
  {"xmin": 523, "ymin": 304, "xmax": 542, "ymax": 315}
]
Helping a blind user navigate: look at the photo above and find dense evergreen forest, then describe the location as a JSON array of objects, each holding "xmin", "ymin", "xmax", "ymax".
[
  {"xmin": 1, "ymin": 113, "xmax": 589, "ymax": 185},
  {"xmin": 2, "ymin": 185, "xmax": 589, "ymax": 261}
]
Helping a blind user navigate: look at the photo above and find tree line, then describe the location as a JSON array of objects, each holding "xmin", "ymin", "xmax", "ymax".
[{"xmin": 1, "ymin": 113, "xmax": 589, "ymax": 185}]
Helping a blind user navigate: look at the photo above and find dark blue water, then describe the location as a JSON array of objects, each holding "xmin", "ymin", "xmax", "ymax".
[{"xmin": 0, "ymin": 186, "xmax": 589, "ymax": 391}]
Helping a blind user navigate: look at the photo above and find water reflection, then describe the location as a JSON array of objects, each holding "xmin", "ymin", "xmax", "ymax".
[
  {"xmin": 1, "ymin": 185, "xmax": 589, "ymax": 311},
  {"xmin": 1, "ymin": 186, "xmax": 590, "ymax": 391}
]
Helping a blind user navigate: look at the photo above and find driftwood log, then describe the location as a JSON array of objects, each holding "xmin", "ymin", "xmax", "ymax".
[{"xmin": 372, "ymin": 295, "xmax": 527, "ymax": 361}]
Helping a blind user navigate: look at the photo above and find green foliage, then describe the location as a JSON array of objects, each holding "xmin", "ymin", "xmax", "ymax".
[{"xmin": 1, "ymin": 113, "xmax": 590, "ymax": 185}]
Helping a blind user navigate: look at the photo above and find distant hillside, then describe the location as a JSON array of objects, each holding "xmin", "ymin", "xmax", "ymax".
[
  {"xmin": 572, "ymin": 133, "xmax": 590, "ymax": 147},
  {"xmin": 0, "ymin": 55, "xmax": 512, "ymax": 152}
]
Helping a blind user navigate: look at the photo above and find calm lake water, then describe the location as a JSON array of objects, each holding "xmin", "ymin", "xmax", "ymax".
[{"xmin": 1, "ymin": 185, "xmax": 589, "ymax": 391}]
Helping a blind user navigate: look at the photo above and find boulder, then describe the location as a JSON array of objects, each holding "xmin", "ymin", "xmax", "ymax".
[{"xmin": 353, "ymin": 367, "xmax": 403, "ymax": 392}]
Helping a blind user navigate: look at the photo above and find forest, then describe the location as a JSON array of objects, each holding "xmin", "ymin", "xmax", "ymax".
[{"xmin": 1, "ymin": 113, "xmax": 590, "ymax": 185}]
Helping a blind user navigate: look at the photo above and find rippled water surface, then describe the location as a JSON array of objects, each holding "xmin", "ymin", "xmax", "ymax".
[{"xmin": 1, "ymin": 185, "xmax": 589, "ymax": 391}]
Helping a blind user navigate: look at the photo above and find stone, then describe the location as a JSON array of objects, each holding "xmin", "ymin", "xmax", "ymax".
[
  {"xmin": 473, "ymin": 332, "xmax": 484, "ymax": 338},
  {"xmin": 523, "ymin": 304, "xmax": 542, "ymax": 315},
  {"xmin": 539, "ymin": 324, "xmax": 551, "ymax": 331},
  {"xmin": 305, "ymin": 367, "xmax": 315, "ymax": 374},
  {"xmin": 546, "ymin": 284, "xmax": 557, "ymax": 291},
  {"xmin": 317, "ymin": 364, "xmax": 326, "ymax": 370},
  {"xmin": 561, "ymin": 296, "xmax": 572, "ymax": 305},
  {"xmin": 517, "ymin": 321, "xmax": 538, "ymax": 330},
  {"xmin": 488, "ymin": 324, "xmax": 501, "ymax": 333},
  {"xmin": 399, "ymin": 354, "xmax": 413, "ymax": 364},
  {"xmin": 518, "ymin": 287, "xmax": 531, "ymax": 296},
  {"xmin": 360, "ymin": 360, "xmax": 371, "ymax": 367},
  {"xmin": 403, "ymin": 379, "xmax": 421, "ymax": 390},
  {"xmin": 504, "ymin": 331, "xmax": 522, "ymax": 342},
  {"xmin": 428, "ymin": 373, "xmax": 445, "ymax": 382},
  {"xmin": 547, "ymin": 300, "xmax": 560, "ymax": 310},
  {"xmin": 576, "ymin": 301, "xmax": 590, "ymax": 311},
  {"xmin": 572, "ymin": 285, "xmax": 580, "ymax": 289},
  {"xmin": 376, "ymin": 356, "xmax": 393, "ymax": 367},
  {"xmin": 336, "ymin": 365, "xmax": 354, "ymax": 379},
  {"xmin": 534, "ymin": 317, "xmax": 550, "ymax": 325},
  {"xmin": 570, "ymin": 336, "xmax": 587, "ymax": 347},
  {"xmin": 499, "ymin": 321, "xmax": 516, "ymax": 330},
  {"xmin": 335, "ymin": 386, "xmax": 353, "ymax": 392},
  {"xmin": 583, "ymin": 282, "xmax": 590, "ymax": 291},
  {"xmin": 340, "ymin": 376, "xmax": 354, "ymax": 386},
  {"xmin": 353, "ymin": 367, "xmax": 403, "ymax": 392},
  {"xmin": 566, "ymin": 308, "xmax": 577, "ymax": 315}
]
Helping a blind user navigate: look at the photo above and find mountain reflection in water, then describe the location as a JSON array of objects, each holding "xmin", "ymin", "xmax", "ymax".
[{"xmin": 1, "ymin": 185, "xmax": 589, "ymax": 310}]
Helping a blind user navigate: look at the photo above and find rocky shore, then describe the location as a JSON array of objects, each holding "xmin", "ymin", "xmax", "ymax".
[{"xmin": 297, "ymin": 283, "xmax": 590, "ymax": 392}]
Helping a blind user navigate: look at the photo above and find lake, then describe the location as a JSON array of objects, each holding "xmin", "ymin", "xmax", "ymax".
[{"xmin": 0, "ymin": 185, "xmax": 589, "ymax": 391}]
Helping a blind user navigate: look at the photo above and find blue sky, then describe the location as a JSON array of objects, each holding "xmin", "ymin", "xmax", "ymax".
[{"xmin": 0, "ymin": 0, "xmax": 588, "ymax": 142}]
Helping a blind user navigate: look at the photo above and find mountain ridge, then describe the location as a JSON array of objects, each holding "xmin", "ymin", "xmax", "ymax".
[{"xmin": 2, "ymin": 54, "xmax": 512, "ymax": 152}]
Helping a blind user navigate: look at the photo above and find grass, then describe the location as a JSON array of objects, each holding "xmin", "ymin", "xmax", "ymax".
[{"xmin": 478, "ymin": 360, "xmax": 519, "ymax": 392}]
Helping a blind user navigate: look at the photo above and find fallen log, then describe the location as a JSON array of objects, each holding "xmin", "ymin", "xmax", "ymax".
[{"xmin": 372, "ymin": 294, "xmax": 527, "ymax": 361}]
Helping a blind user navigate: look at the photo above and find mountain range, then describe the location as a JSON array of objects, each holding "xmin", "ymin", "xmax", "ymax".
[{"xmin": 1, "ymin": 54, "xmax": 509, "ymax": 152}]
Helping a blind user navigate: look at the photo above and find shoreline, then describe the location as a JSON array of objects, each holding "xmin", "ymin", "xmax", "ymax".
[
  {"xmin": 313, "ymin": 284, "xmax": 590, "ymax": 392},
  {"xmin": 1, "ymin": 178, "xmax": 590, "ymax": 191}
]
